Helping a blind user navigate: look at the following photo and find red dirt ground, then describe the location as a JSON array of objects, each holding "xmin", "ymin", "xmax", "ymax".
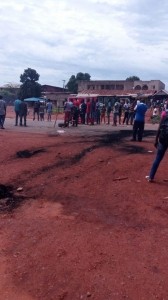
[{"xmin": 0, "ymin": 110, "xmax": 168, "ymax": 300}]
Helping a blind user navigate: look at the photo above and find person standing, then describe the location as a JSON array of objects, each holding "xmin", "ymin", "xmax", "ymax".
[
  {"xmin": 123, "ymin": 99, "xmax": 130, "ymax": 125},
  {"xmin": 80, "ymin": 99, "xmax": 87, "ymax": 124},
  {"xmin": 113, "ymin": 100, "xmax": 120, "ymax": 126},
  {"xmin": 39, "ymin": 104, "xmax": 45, "ymax": 121},
  {"xmin": 128, "ymin": 100, "xmax": 136, "ymax": 125},
  {"xmin": 95, "ymin": 99, "xmax": 101, "ymax": 124},
  {"xmin": 86, "ymin": 99, "xmax": 91, "ymax": 125},
  {"xmin": 131, "ymin": 99, "xmax": 147, "ymax": 141},
  {"xmin": 90, "ymin": 99, "xmax": 96, "ymax": 125},
  {"xmin": 19, "ymin": 99, "xmax": 27, "ymax": 126},
  {"xmin": 107, "ymin": 99, "xmax": 112, "ymax": 125},
  {"xmin": 118, "ymin": 100, "xmax": 122, "ymax": 125},
  {"xmin": 33, "ymin": 100, "xmax": 40, "ymax": 121},
  {"xmin": 14, "ymin": 98, "xmax": 22, "ymax": 126},
  {"xmin": 0, "ymin": 95, "xmax": 6, "ymax": 129},
  {"xmin": 146, "ymin": 112, "xmax": 168, "ymax": 182},
  {"xmin": 64, "ymin": 99, "xmax": 73, "ymax": 127},
  {"xmin": 101, "ymin": 104, "xmax": 106, "ymax": 124},
  {"xmin": 46, "ymin": 99, "xmax": 53, "ymax": 121}
]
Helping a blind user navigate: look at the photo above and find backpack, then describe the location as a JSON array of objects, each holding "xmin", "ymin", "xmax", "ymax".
[{"xmin": 159, "ymin": 117, "xmax": 168, "ymax": 145}]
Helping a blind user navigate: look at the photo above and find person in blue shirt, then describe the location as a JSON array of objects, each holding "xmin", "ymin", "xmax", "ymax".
[
  {"xmin": 131, "ymin": 99, "xmax": 147, "ymax": 142},
  {"xmin": 14, "ymin": 98, "xmax": 22, "ymax": 126}
]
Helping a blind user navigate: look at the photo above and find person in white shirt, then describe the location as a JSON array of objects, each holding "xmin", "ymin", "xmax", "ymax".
[{"xmin": 46, "ymin": 99, "xmax": 53, "ymax": 121}]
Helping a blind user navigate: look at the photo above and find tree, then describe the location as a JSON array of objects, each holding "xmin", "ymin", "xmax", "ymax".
[
  {"xmin": 126, "ymin": 76, "xmax": 140, "ymax": 81},
  {"xmin": 66, "ymin": 72, "xmax": 91, "ymax": 93},
  {"xmin": 4, "ymin": 82, "xmax": 20, "ymax": 90},
  {"xmin": 18, "ymin": 68, "xmax": 42, "ymax": 99},
  {"xmin": 0, "ymin": 83, "xmax": 20, "ymax": 103},
  {"xmin": 66, "ymin": 75, "xmax": 78, "ymax": 94},
  {"xmin": 76, "ymin": 72, "xmax": 91, "ymax": 81}
]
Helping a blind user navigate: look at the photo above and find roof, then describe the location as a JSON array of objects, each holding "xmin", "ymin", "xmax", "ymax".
[{"xmin": 153, "ymin": 90, "xmax": 168, "ymax": 96}]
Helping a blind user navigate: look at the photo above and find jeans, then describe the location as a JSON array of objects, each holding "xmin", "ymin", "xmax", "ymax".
[{"xmin": 149, "ymin": 142, "xmax": 168, "ymax": 179}]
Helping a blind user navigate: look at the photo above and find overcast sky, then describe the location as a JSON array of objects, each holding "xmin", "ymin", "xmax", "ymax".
[{"xmin": 1, "ymin": 0, "xmax": 168, "ymax": 88}]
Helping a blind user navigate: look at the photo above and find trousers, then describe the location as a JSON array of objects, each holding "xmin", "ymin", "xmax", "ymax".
[
  {"xmin": 149, "ymin": 142, "xmax": 168, "ymax": 179},
  {"xmin": 133, "ymin": 120, "xmax": 145, "ymax": 141}
]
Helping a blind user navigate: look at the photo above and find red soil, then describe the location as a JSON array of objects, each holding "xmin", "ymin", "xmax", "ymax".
[{"xmin": 0, "ymin": 110, "xmax": 168, "ymax": 300}]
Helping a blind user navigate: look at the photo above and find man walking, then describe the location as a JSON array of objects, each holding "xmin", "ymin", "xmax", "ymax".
[
  {"xmin": 0, "ymin": 95, "xmax": 6, "ymax": 129},
  {"xmin": 146, "ymin": 110, "xmax": 168, "ymax": 182}
]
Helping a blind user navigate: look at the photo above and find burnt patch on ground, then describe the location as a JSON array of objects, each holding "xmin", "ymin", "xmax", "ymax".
[
  {"xmin": 71, "ymin": 145, "xmax": 97, "ymax": 163},
  {"xmin": 16, "ymin": 148, "xmax": 46, "ymax": 158},
  {"xmin": 119, "ymin": 144, "xmax": 146, "ymax": 154},
  {"xmin": 0, "ymin": 184, "xmax": 27, "ymax": 213},
  {"xmin": 13, "ymin": 130, "xmax": 156, "ymax": 184},
  {"xmin": 98, "ymin": 130, "xmax": 156, "ymax": 146}
]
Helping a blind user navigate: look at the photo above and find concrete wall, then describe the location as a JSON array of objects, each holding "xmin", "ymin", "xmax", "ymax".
[{"xmin": 78, "ymin": 80, "xmax": 165, "ymax": 92}]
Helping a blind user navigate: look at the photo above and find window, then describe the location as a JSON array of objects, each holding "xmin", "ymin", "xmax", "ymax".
[
  {"xmin": 116, "ymin": 85, "xmax": 124, "ymax": 90},
  {"xmin": 101, "ymin": 85, "xmax": 104, "ymax": 89},
  {"xmin": 135, "ymin": 85, "xmax": 141, "ymax": 90},
  {"xmin": 142, "ymin": 85, "xmax": 148, "ymax": 90}
]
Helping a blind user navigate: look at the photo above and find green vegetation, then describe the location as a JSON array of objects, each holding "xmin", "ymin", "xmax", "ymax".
[
  {"xmin": 18, "ymin": 68, "xmax": 42, "ymax": 99},
  {"xmin": 66, "ymin": 72, "xmax": 91, "ymax": 93}
]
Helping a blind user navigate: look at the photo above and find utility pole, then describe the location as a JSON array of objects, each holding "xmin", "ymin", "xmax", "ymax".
[{"xmin": 62, "ymin": 80, "xmax": 65, "ymax": 91}]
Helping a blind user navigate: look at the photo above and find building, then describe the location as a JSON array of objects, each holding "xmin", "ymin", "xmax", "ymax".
[
  {"xmin": 76, "ymin": 79, "xmax": 165, "ymax": 103},
  {"xmin": 78, "ymin": 80, "xmax": 165, "ymax": 93},
  {"xmin": 41, "ymin": 85, "xmax": 71, "ymax": 107},
  {"xmin": 41, "ymin": 85, "xmax": 65, "ymax": 93}
]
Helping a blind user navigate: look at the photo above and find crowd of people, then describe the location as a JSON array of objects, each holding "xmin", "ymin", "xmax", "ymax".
[
  {"xmin": 13, "ymin": 98, "xmax": 53, "ymax": 126},
  {"xmin": 63, "ymin": 97, "xmax": 144, "ymax": 128}
]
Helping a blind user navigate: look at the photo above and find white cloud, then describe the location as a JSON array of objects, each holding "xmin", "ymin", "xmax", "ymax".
[{"xmin": 0, "ymin": 0, "xmax": 168, "ymax": 88}]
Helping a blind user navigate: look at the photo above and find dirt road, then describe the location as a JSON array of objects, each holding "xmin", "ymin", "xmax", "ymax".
[{"xmin": 1, "ymin": 113, "xmax": 168, "ymax": 300}]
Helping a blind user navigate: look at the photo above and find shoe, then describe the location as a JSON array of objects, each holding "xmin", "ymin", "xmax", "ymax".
[
  {"xmin": 130, "ymin": 138, "xmax": 136, "ymax": 141},
  {"xmin": 145, "ymin": 176, "xmax": 154, "ymax": 182},
  {"xmin": 1, "ymin": 126, "xmax": 5, "ymax": 129}
]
